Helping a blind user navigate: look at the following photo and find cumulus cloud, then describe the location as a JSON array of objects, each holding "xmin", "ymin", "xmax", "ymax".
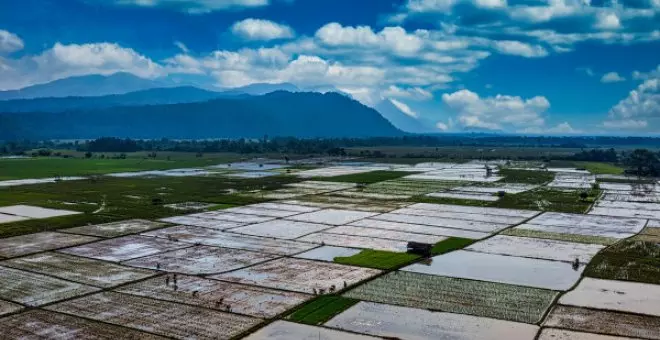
[
  {"xmin": 633, "ymin": 65, "xmax": 660, "ymax": 80},
  {"xmin": 442, "ymin": 89, "xmax": 550, "ymax": 130},
  {"xmin": 231, "ymin": 18, "xmax": 295, "ymax": 41},
  {"xmin": 0, "ymin": 30, "xmax": 24, "ymax": 54},
  {"xmin": 315, "ymin": 23, "xmax": 424, "ymax": 56},
  {"xmin": 594, "ymin": 12, "xmax": 622, "ymax": 30},
  {"xmin": 394, "ymin": 0, "xmax": 659, "ymax": 52},
  {"xmin": 604, "ymin": 77, "xmax": 659, "ymax": 130},
  {"xmin": 601, "ymin": 72, "xmax": 626, "ymax": 83},
  {"xmin": 492, "ymin": 40, "xmax": 548, "ymax": 58},
  {"xmin": 0, "ymin": 42, "xmax": 162, "ymax": 90},
  {"xmin": 436, "ymin": 121, "xmax": 450, "ymax": 130},
  {"xmin": 99, "ymin": 0, "xmax": 270, "ymax": 13}
]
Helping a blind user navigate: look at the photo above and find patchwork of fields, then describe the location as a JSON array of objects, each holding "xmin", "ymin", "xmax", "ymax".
[{"xmin": 0, "ymin": 159, "xmax": 659, "ymax": 339}]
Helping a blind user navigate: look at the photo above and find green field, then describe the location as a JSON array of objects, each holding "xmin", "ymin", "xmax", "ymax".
[
  {"xmin": 0, "ymin": 153, "xmax": 244, "ymax": 180},
  {"xmin": 414, "ymin": 188, "xmax": 599, "ymax": 214},
  {"xmin": 334, "ymin": 249, "xmax": 420, "ymax": 270},
  {"xmin": 494, "ymin": 188, "xmax": 600, "ymax": 213},
  {"xmin": 287, "ymin": 296, "xmax": 359, "ymax": 325},
  {"xmin": 430, "ymin": 237, "xmax": 475, "ymax": 255},
  {"xmin": 502, "ymin": 228, "xmax": 618, "ymax": 245},
  {"xmin": 585, "ymin": 240, "xmax": 660, "ymax": 284},
  {"xmin": 576, "ymin": 162, "xmax": 624, "ymax": 175},
  {"xmin": 0, "ymin": 175, "xmax": 298, "ymax": 238},
  {"xmin": 314, "ymin": 170, "xmax": 412, "ymax": 184},
  {"xmin": 498, "ymin": 169, "xmax": 555, "ymax": 184},
  {"xmin": 346, "ymin": 146, "xmax": 584, "ymax": 161}
]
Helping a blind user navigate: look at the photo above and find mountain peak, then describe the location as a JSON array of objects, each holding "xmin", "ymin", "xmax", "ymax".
[{"xmin": 0, "ymin": 73, "xmax": 167, "ymax": 101}]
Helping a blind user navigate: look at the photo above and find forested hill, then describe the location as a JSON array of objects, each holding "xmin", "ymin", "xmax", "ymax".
[{"xmin": 0, "ymin": 91, "xmax": 403, "ymax": 140}]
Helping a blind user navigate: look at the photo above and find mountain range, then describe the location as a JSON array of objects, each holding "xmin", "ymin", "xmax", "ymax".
[{"xmin": 0, "ymin": 73, "xmax": 434, "ymax": 139}]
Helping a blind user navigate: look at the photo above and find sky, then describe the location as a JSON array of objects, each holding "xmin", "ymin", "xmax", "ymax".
[{"xmin": 0, "ymin": 0, "xmax": 658, "ymax": 135}]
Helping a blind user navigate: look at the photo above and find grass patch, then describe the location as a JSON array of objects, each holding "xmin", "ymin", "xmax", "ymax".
[
  {"xmin": 597, "ymin": 177, "xmax": 656, "ymax": 184},
  {"xmin": 314, "ymin": 171, "xmax": 411, "ymax": 184},
  {"xmin": 576, "ymin": 162, "xmax": 624, "ymax": 175},
  {"xmin": 411, "ymin": 195, "xmax": 490, "ymax": 208},
  {"xmin": 413, "ymin": 187, "xmax": 599, "ymax": 214},
  {"xmin": 585, "ymin": 240, "xmax": 660, "ymax": 284},
  {"xmin": 431, "ymin": 237, "xmax": 475, "ymax": 255},
  {"xmin": 0, "ymin": 153, "xmax": 243, "ymax": 180},
  {"xmin": 492, "ymin": 188, "xmax": 600, "ymax": 213},
  {"xmin": 501, "ymin": 228, "xmax": 618, "ymax": 245},
  {"xmin": 334, "ymin": 249, "xmax": 420, "ymax": 270},
  {"xmin": 0, "ymin": 175, "xmax": 299, "ymax": 238},
  {"xmin": 287, "ymin": 296, "xmax": 358, "ymax": 325},
  {"xmin": 498, "ymin": 169, "xmax": 555, "ymax": 184}
]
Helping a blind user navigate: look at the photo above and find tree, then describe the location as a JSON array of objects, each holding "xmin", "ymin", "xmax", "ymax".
[
  {"xmin": 579, "ymin": 191, "xmax": 589, "ymax": 201},
  {"xmin": 625, "ymin": 149, "xmax": 660, "ymax": 177},
  {"xmin": 84, "ymin": 151, "xmax": 93, "ymax": 159}
]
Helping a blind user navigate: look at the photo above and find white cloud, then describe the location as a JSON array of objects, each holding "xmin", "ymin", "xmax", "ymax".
[
  {"xmin": 548, "ymin": 122, "xmax": 580, "ymax": 134},
  {"xmin": 493, "ymin": 40, "xmax": 548, "ymax": 58},
  {"xmin": 520, "ymin": 122, "xmax": 581, "ymax": 134},
  {"xmin": 406, "ymin": 0, "xmax": 459, "ymax": 12},
  {"xmin": 632, "ymin": 65, "xmax": 660, "ymax": 80},
  {"xmin": 106, "ymin": 0, "xmax": 269, "ymax": 13},
  {"xmin": 395, "ymin": 0, "xmax": 659, "ymax": 52},
  {"xmin": 601, "ymin": 71, "xmax": 626, "ymax": 83},
  {"xmin": 231, "ymin": 18, "xmax": 294, "ymax": 41},
  {"xmin": 603, "ymin": 119, "xmax": 648, "ymax": 129},
  {"xmin": 436, "ymin": 121, "xmax": 450, "ymax": 130},
  {"xmin": 405, "ymin": 0, "xmax": 506, "ymax": 12},
  {"xmin": 442, "ymin": 89, "xmax": 550, "ymax": 130},
  {"xmin": 174, "ymin": 41, "xmax": 189, "ymax": 53},
  {"xmin": 0, "ymin": 30, "xmax": 24, "ymax": 54},
  {"xmin": 389, "ymin": 98, "xmax": 418, "ymax": 118},
  {"xmin": 594, "ymin": 12, "xmax": 622, "ymax": 30},
  {"xmin": 604, "ymin": 77, "xmax": 659, "ymax": 129},
  {"xmin": 577, "ymin": 67, "xmax": 594, "ymax": 76},
  {"xmin": 473, "ymin": 0, "xmax": 507, "ymax": 9},
  {"xmin": 315, "ymin": 23, "xmax": 424, "ymax": 56},
  {"xmin": 382, "ymin": 85, "xmax": 433, "ymax": 100},
  {"xmin": 0, "ymin": 42, "xmax": 162, "ymax": 90}
]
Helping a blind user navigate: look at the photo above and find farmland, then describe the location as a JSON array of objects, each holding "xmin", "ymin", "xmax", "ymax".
[
  {"xmin": 344, "ymin": 271, "xmax": 558, "ymax": 323},
  {"xmin": 0, "ymin": 157, "xmax": 659, "ymax": 339},
  {"xmin": 288, "ymin": 296, "xmax": 359, "ymax": 325}
]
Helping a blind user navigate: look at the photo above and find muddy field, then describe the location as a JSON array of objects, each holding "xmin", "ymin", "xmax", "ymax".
[
  {"xmin": 0, "ymin": 266, "xmax": 99, "ymax": 306},
  {"xmin": 59, "ymin": 235, "xmax": 190, "ymax": 262},
  {"xmin": 543, "ymin": 305, "xmax": 660, "ymax": 339},
  {"xmin": 46, "ymin": 292, "xmax": 262, "ymax": 339},
  {"xmin": 141, "ymin": 225, "xmax": 317, "ymax": 255},
  {"xmin": 123, "ymin": 245, "xmax": 278, "ymax": 275},
  {"xmin": 211, "ymin": 258, "xmax": 380, "ymax": 294},
  {"xmin": 64, "ymin": 219, "xmax": 166, "ymax": 238},
  {"xmin": 117, "ymin": 275, "xmax": 312, "ymax": 318},
  {"xmin": 0, "ymin": 310, "xmax": 167, "ymax": 339},
  {"xmin": 0, "ymin": 232, "xmax": 99, "ymax": 258},
  {"xmin": 1, "ymin": 252, "xmax": 156, "ymax": 288}
]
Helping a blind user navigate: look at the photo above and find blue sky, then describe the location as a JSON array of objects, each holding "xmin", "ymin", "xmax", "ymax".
[{"xmin": 0, "ymin": 0, "xmax": 658, "ymax": 135}]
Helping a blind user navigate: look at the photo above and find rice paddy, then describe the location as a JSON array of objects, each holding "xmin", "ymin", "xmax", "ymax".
[
  {"xmin": 326, "ymin": 301, "xmax": 539, "ymax": 340},
  {"xmin": 1, "ymin": 159, "xmax": 658, "ymax": 340},
  {"xmin": 344, "ymin": 271, "xmax": 558, "ymax": 323}
]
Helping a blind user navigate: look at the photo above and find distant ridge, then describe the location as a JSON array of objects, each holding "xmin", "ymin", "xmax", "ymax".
[
  {"xmin": 0, "ymin": 73, "xmax": 171, "ymax": 100},
  {"xmin": 0, "ymin": 86, "xmax": 227, "ymax": 112}
]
